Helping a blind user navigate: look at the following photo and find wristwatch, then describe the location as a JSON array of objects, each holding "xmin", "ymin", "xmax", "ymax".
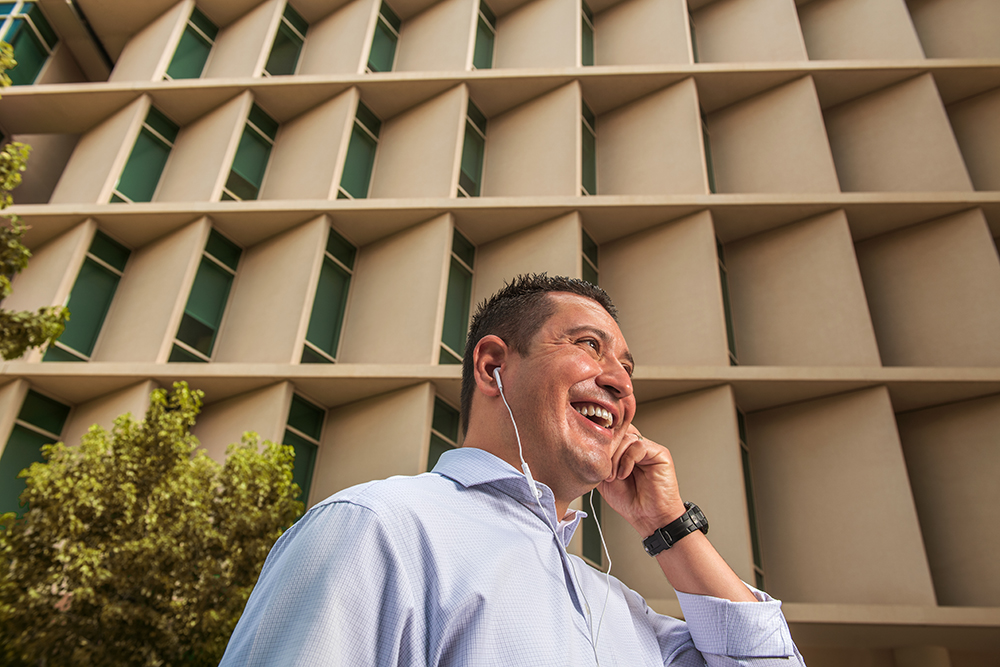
[{"xmin": 642, "ymin": 502, "xmax": 709, "ymax": 556}]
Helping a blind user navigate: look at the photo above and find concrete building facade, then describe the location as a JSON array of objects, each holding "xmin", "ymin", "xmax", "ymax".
[{"xmin": 0, "ymin": 0, "xmax": 998, "ymax": 663}]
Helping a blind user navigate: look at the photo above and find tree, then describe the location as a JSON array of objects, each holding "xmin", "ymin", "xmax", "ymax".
[
  {"xmin": 0, "ymin": 40, "xmax": 68, "ymax": 360},
  {"xmin": 0, "ymin": 382, "xmax": 304, "ymax": 666}
]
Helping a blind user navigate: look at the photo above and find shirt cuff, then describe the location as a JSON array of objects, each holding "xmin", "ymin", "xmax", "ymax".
[{"xmin": 675, "ymin": 585, "xmax": 798, "ymax": 658}]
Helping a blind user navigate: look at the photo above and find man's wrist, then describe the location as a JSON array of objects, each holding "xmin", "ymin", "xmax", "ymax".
[{"xmin": 642, "ymin": 502, "xmax": 709, "ymax": 557}]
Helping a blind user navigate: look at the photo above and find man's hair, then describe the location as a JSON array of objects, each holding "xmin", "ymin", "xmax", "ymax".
[{"xmin": 460, "ymin": 274, "xmax": 618, "ymax": 435}]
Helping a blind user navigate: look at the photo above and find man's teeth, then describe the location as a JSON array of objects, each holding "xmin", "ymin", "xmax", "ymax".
[{"xmin": 575, "ymin": 404, "xmax": 613, "ymax": 428}]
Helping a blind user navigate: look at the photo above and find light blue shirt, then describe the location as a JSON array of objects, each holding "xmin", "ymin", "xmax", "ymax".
[{"xmin": 221, "ymin": 447, "xmax": 803, "ymax": 666}]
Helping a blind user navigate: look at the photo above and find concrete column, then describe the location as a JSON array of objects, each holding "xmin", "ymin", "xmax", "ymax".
[
  {"xmin": 62, "ymin": 381, "xmax": 158, "ymax": 451},
  {"xmin": 798, "ymin": 0, "xmax": 924, "ymax": 60},
  {"xmin": 691, "ymin": 0, "xmax": 807, "ymax": 63},
  {"xmin": 193, "ymin": 382, "xmax": 294, "ymax": 465},
  {"xmin": 109, "ymin": 0, "xmax": 192, "ymax": 82}
]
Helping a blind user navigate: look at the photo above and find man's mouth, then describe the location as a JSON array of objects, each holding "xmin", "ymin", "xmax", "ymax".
[{"xmin": 573, "ymin": 403, "xmax": 614, "ymax": 429}]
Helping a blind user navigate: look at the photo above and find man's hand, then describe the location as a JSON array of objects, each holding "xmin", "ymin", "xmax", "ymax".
[{"xmin": 598, "ymin": 427, "xmax": 686, "ymax": 538}]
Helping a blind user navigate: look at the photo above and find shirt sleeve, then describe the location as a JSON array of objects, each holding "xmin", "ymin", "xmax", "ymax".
[
  {"xmin": 219, "ymin": 500, "xmax": 422, "ymax": 667},
  {"xmin": 673, "ymin": 586, "xmax": 806, "ymax": 666}
]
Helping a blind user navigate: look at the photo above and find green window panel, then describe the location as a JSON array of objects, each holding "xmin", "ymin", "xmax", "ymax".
[
  {"xmin": 581, "ymin": 101, "xmax": 596, "ymax": 196},
  {"xmin": 165, "ymin": 7, "xmax": 217, "ymax": 80},
  {"xmin": 581, "ymin": 489, "xmax": 603, "ymax": 566},
  {"xmin": 582, "ymin": 228, "xmax": 598, "ymax": 286},
  {"xmin": 265, "ymin": 4, "xmax": 308, "ymax": 76},
  {"xmin": 1, "ymin": 2, "xmax": 58, "ymax": 85},
  {"xmin": 172, "ymin": 230, "xmax": 241, "ymax": 361},
  {"xmin": 224, "ymin": 104, "xmax": 277, "ymax": 201},
  {"xmin": 581, "ymin": 1, "xmax": 594, "ymax": 67},
  {"xmin": 689, "ymin": 13, "xmax": 699, "ymax": 64},
  {"xmin": 440, "ymin": 229, "xmax": 475, "ymax": 364},
  {"xmin": 702, "ymin": 111, "xmax": 716, "ymax": 194},
  {"xmin": 737, "ymin": 408, "xmax": 764, "ymax": 590},
  {"xmin": 339, "ymin": 102, "xmax": 381, "ymax": 199},
  {"xmin": 367, "ymin": 2, "xmax": 400, "ymax": 72},
  {"xmin": 472, "ymin": 2, "xmax": 496, "ymax": 70},
  {"xmin": 427, "ymin": 398, "xmax": 459, "ymax": 470},
  {"xmin": 458, "ymin": 101, "xmax": 487, "ymax": 197},
  {"xmin": 303, "ymin": 229, "xmax": 355, "ymax": 363},
  {"xmin": 0, "ymin": 390, "xmax": 69, "ymax": 518},
  {"xmin": 717, "ymin": 238, "xmax": 737, "ymax": 365},
  {"xmin": 43, "ymin": 231, "xmax": 130, "ymax": 362},
  {"xmin": 284, "ymin": 394, "xmax": 325, "ymax": 505},
  {"xmin": 112, "ymin": 108, "xmax": 178, "ymax": 203}
]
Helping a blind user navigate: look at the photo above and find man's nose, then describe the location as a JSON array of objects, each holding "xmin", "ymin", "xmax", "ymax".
[{"xmin": 597, "ymin": 358, "xmax": 633, "ymax": 399}]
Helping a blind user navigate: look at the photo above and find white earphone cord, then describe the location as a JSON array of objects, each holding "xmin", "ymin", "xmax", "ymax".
[{"xmin": 494, "ymin": 369, "xmax": 612, "ymax": 665}]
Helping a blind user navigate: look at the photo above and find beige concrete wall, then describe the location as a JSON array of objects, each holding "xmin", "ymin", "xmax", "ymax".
[
  {"xmin": 193, "ymin": 382, "xmax": 293, "ymax": 464},
  {"xmin": 339, "ymin": 214, "xmax": 452, "ymax": 364},
  {"xmin": 825, "ymin": 74, "xmax": 973, "ymax": 193},
  {"xmin": 49, "ymin": 96, "xmax": 150, "ymax": 204},
  {"xmin": 310, "ymin": 383, "xmax": 434, "ymax": 505},
  {"xmin": 897, "ymin": 394, "xmax": 1000, "ymax": 607},
  {"xmin": 0, "ymin": 380, "xmax": 30, "ymax": 460},
  {"xmin": 109, "ymin": 0, "xmax": 191, "ymax": 82},
  {"xmin": 204, "ymin": 0, "xmax": 281, "ymax": 78},
  {"xmin": 906, "ymin": 0, "xmax": 1000, "ymax": 59},
  {"xmin": 707, "ymin": 76, "xmax": 841, "ymax": 193},
  {"xmin": 12, "ymin": 133, "xmax": 80, "ymax": 205},
  {"xmin": 156, "ymin": 92, "xmax": 250, "ymax": 202},
  {"xmin": 747, "ymin": 386, "xmax": 937, "ymax": 605},
  {"xmin": 494, "ymin": 0, "xmax": 577, "ymax": 68},
  {"xmin": 601, "ymin": 210, "xmax": 731, "ymax": 366},
  {"xmin": 855, "ymin": 209, "xmax": 1000, "ymax": 367},
  {"xmin": 370, "ymin": 86, "xmax": 465, "ymax": 198},
  {"xmin": 605, "ymin": 385, "xmax": 755, "ymax": 600},
  {"xmin": 35, "ymin": 43, "xmax": 86, "ymax": 85},
  {"xmin": 482, "ymin": 82, "xmax": 578, "ymax": 196},
  {"xmin": 798, "ymin": 0, "xmax": 924, "ymax": 60},
  {"xmin": 473, "ymin": 213, "xmax": 581, "ymax": 307},
  {"xmin": 4, "ymin": 219, "xmax": 93, "ymax": 314},
  {"xmin": 947, "ymin": 88, "xmax": 1000, "ymax": 192},
  {"xmin": 215, "ymin": 217, "xmax": 328, "ymax": 363},
  {"xmin": 261, "ymin": 91, "xmax": 356, "ymax": 200},
  {"xmin": 93, "ymin": 218, "xmax": 209, "ymax": 363},
  {"xmin": 724, "ymin": 210, "xmax": 882, "ymax": 366},
  {"xmin": 62, "ymin": 381, "xmax": 157, "ymax": 451},
  {"xmin": 298, "ymin": 0, "xmax": 379, "ymax": 74},
  {"xmin": 395, "ymin": 0, "xmax": 474, "ymax": 72},
  {"xmin": 594, "ymin": 0, "xmax": 691, "ymax": 65},
  {"xmin": 798, "ymin": 647, "xmax": 895, "ymax": 667},
  {"xmin": 691, "ymin": 0, "xmax": 807, "ymax": 63},
  {"xmin": 597, "ymin": 79, "xmax": 707, "ymax": 195}
]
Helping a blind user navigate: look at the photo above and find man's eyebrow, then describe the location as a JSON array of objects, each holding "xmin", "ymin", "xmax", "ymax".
[{"xmin": 566, "ymin": 326, "xmax": 635, "ymax": 371}]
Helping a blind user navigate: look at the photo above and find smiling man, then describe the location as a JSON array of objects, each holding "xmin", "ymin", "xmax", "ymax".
[{"xmin": 221, "ymin": 274, "xmax": 805, "ymax": 666}]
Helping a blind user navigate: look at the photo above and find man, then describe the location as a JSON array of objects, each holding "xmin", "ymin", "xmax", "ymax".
[{"xmin": 221, "ymin": 274, "xmax": 804, "ymax": 666}]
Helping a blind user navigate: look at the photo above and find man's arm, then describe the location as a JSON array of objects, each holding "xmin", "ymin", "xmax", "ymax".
[{"xmin": 597, "ymin": 429, "xmax": 755, "ymax": 602}]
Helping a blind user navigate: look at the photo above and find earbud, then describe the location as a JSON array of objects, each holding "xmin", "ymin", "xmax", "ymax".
[{"xmin": 493, "ymin": 367, "xmax": 503, "ymax": 391}]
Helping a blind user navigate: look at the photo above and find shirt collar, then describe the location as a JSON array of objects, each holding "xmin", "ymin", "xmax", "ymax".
[{"xmin": 432, "ymin": 447, "xmax": 586, "ymax": 547}]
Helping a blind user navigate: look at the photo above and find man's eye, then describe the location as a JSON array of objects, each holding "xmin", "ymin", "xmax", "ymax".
[{"xmin": 581, "ymin": 338, "xmax": 599, "ymax": 351}]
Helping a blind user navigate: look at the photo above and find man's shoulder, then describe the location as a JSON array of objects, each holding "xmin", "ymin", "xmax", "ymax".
[{"xmin": 311, "ymin": 470, "xmax": 458, "ymax": 518}]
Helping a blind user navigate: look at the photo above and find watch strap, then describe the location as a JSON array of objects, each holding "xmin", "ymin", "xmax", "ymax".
[{"xmin": 642, "ymin": 502, "xmax": 709, "ymax": 557}]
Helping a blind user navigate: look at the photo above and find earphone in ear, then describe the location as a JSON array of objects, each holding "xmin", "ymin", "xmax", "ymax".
[
  {"xmin": 493, "ymin": 367, "xmax": 503, "ymax": 391},
  {"xmin": 493, "ymin": 366, "xmax": 541, "ymax": 501}
]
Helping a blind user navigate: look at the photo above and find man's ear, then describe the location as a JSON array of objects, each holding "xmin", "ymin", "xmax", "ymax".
[{"xmin": 473, "ymin": 335, "xmax": 508, "ymax": 398}]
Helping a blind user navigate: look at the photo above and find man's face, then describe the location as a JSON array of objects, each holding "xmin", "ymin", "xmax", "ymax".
[{"xmin": 503, "ymin": 292, "xmax": 636, "ymax": 500}]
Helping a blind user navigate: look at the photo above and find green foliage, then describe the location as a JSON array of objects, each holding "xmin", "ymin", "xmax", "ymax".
[
  {"xmin": 0, "ymin": 382, "xmax": 304, "ymax": 666},
  {"xmin": 0, "ymin": 41, "xmax": 68, "ymax": 359}
]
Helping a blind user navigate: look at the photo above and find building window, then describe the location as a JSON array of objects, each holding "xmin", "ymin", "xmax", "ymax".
[
  {"xmin": 302, "ymin": 228, "xmax": 356, "ymax": 363},
  {"xmin": 702, "ymin": 110, "xmax": 716, "ymax": 194},
  {"xmin": 367, "ymin": 2, "xmax": 400, "ymax": 73},
  {"xmin": 0, "ymin": 390, "xmax": 70, "ymax": 517},
  {"xmin": 718, "ymin": 237, "xmax": 737, "ymax": 365},
  {"xmin": 222, "ymin": 104, "xmax": 278, "ymax": 201},
  {"xmin": 43, "ymin": 231, "xmax": 130, "ymax": 362},
  {"xmin": 110, "ymin": 108, "xmax": 179, "ymax": 204},
  {"xmin": 737, "ymin": 407, "xmax": 765, "ymax": 590},
  {"xmin": 283, "ymin": 394, "xmax": 324, "ymax": 506},
  {"xmin": 472, "ymin": 1, "xmax": 496, "ymax": 70},
  {"xmin": 689, "ymin": 12, "xmax": 699, "ymax": 64},
  {"xmin": 165, "ymin": 6, "xmax": 218, "ymax": 80},
  {"xmin": 0, "ymin": 1, "xmax": 59, "ymax": 85},
  {"xmin": 581, "ymin": 1, "xmax": 594, "ymax": 67},
  {"xmin": 582, "ymin": 489, "xmax": 603, "ymax": 566},
  {"xmin": 439, "ymin": 229, "xmax": 474, "ymax": 364},
  {"xmin": 581, "ymin": 100, "xmax": 596, "ymax": 196},
  {"xmin": 338, "ymin": 101, "xmax": 381, "ymax": 199},
  {"xmin": 169, "ymin": 229, "xmax": 241, "ymax": 362},
  {"xmin": 582, "ymin": 228, "xmax": 598, "ymax": 286},
  {"xmin": 264, "ymin": 3, "xmax": 308, "ymax": 76},
  {"xmin": 457, "ymin": 100, "xmax": 487, "ymax": 197},
  {"xmin": 427, "ymin": 397, "xmax": 459, "ymax": 470}
]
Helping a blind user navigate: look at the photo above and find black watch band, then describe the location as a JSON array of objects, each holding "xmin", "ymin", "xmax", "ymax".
[{"xmin": 642, "ymin": 502, "xmax": 709, "ymax": 557}]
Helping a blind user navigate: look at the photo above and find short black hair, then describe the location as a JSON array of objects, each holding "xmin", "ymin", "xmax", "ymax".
[{"xmin": 460, "ymin": 274, "xmax": 617, "ymax": 435}]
